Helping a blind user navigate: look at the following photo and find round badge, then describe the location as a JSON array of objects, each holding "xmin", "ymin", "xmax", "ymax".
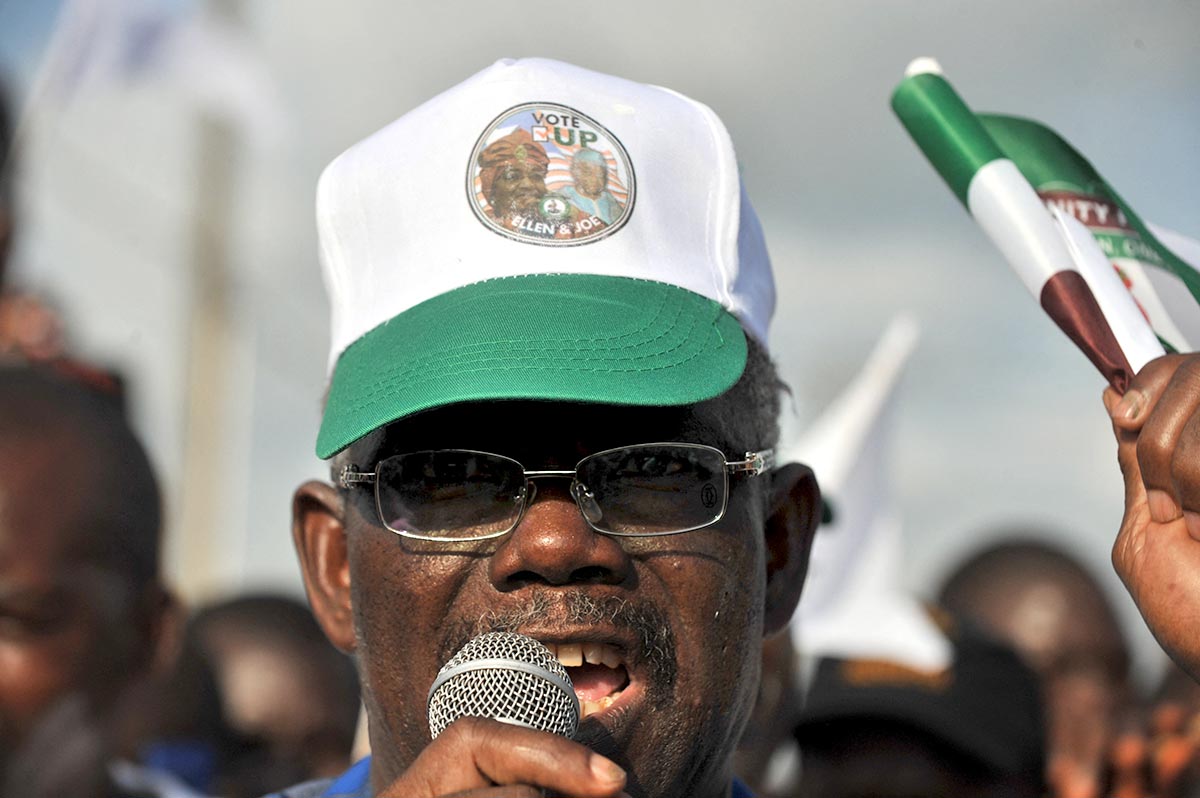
[{"xmin": 467, "ymin": 103, "xmax": 635, "ymax": 246}]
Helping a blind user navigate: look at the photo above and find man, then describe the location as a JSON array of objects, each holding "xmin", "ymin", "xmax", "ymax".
[
  {"xmin": 939, "ymin": 540, "xmax": 1132, "ymax": 798},
  {"xmin": 560, "ymin": 148, "xmax": 624, "ymax": 225},
  {"xmin": 287, "ymin": 58, "xmax": 820, "ymax": 798},
  {"xmin": 129, "ymin": 593, "xmax": 361, "ymax": 797},
  {"xmin": 191, "ymin": 594, "xmax": 360, "ymax": 787},
  {"xmin": 0, "ymin": 364, "xmax": 183, "ymax": 797}
]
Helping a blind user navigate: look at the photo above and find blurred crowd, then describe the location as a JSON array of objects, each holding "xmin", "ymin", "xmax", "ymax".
[
  {"xmin": 3, "ymin": 57, "xmax": 1200, "ymax": 798},
  {"xmin": 737, "ymin": 540, "xmax": 1200, "ymax": 798},
  {"xmin": 0, "ymin": 80, "xmax": 369, "ymax": 798}
]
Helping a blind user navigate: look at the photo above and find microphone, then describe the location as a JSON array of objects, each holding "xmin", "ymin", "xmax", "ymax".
[{"xmin": 427, "ymin": 631, "xmax": 580, "ymax": 740}]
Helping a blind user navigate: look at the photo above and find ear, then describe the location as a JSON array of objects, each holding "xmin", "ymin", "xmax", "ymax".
[
  {"xmin": 116, "ymin": 584, "xmax": 182, "ymax": 678},
  {"xmin": 762, "ymin": 462, "xmax": 821, "ymax": 635},
  {"xmin": 143, "ymin": 587, "xmax": 184, "ymax": 675},
  {"xmin": 293, "ymin": 480, "xmax": 356, "ymax": 653}
]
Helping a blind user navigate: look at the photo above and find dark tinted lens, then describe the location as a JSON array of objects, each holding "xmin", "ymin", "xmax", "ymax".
[
  {"xmin": 576, "ymin": 444, "xmax": 727, "ymax": 535},
  {"xmin": 376, "ymin": 450, "xmax": 524, "ymax": 539}
]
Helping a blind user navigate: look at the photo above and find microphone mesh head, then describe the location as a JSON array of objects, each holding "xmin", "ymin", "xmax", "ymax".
[{"xmin": 428, "ymin": 631, "xmax": 580, "ymax": 740}]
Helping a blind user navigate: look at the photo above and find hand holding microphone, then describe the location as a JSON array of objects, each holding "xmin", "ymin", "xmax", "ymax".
[{"xmin": 376, "ymin": 632, "xmax": 628, "ymax": 798}]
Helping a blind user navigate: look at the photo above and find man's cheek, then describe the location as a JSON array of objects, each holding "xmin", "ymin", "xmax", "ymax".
[{"xmin": 0, "ymin": 642, "xmax": 80, "ymax": 742}]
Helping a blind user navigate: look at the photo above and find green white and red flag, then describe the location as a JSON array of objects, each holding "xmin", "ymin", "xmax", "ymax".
[
  {"xmin": 979, "ymin": 114, "xmax": 1200, "ymax": 355},
  {"xmin": 891, "ymin": 58, "xmax": 1200, "ymax": 389}
]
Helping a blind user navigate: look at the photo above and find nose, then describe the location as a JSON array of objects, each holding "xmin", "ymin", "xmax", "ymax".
[{"xmin": 488, "ymin": 480, "xmax": 633, "ymax": 590}]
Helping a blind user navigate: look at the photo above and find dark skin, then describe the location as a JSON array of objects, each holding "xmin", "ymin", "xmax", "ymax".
[
  {"xmin": 1105, "ymin": 354, "xmax": 1200, "ymax": 686},
  {"xmin": 487, "ymin": 161, "xmax": 549, "ymax": 219},
  {"xmin": 293, "ymin": 399, "xmax": 819, "ymax": 798},
  {"xmin": 0, "ymin": 434, "xmax": 168, "ymax": 794},
  {"xmin": 943, "ymin": 562, "xmax": 1130, "ymax": 798},
  {"xmin": 571, "ymin": 161, "xmax": 607, "ymax": 199}
]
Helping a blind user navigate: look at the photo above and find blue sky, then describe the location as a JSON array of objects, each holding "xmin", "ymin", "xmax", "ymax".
[{"xmin": 0, "ymin": 1, "xmax": 58, "ymax": 95}]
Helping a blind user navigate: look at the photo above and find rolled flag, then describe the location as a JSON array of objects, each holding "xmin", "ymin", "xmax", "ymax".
[
  {"xmin": 1049, "ymin": 207, "xmax": 1164, "ymax": 373},
  {"xmin": 891, "ymin": 58, "xmax": 1138, "ymax": 391},
  {"xmin": 979, "ymin": 114, "xmax": 1200, "ymax": 354}
]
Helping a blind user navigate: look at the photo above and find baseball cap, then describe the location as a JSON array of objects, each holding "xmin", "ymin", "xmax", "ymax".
[
  {"xmin": 314, "ymin": 58, "xmax": 775, "ymax": 458},
  {"xmin": 795, "ymin": 611, "xmax": 1046, "ymax": 781}
]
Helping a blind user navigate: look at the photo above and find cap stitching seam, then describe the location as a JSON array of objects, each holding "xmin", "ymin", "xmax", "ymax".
[{"xmin": 337, "ymin": 313, "xmax": 725, "ymax": 414}]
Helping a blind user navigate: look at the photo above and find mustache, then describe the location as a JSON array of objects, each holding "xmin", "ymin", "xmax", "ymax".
[{"xmin": 436, "ymin": 590, "xmax": 677, "ymax": 702}]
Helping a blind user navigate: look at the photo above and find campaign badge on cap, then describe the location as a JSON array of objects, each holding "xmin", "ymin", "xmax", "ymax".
[{"xmin": 467, "ymin": 103, "xmax": 635, "ymax": 246}]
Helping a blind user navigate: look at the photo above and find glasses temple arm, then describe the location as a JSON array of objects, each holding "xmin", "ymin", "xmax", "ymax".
[
  {"xmin": 339, "ymin": 465, "xmax": 377, "ymax": 490},
  {"xmin": 725, "ymin": 449, "xmax": 775, "ymax": 477}
]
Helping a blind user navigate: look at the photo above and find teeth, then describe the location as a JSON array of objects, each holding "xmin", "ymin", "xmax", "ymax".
[
  {"xmin": 544, "ymin": 641, "xmax": 625, "ymax": 671},
  {"xmin": 549, "ymin": 641, "xmax": 623, "ymax": 670},
  {"xmin": 580, "ymin": 695, "xmax": 618, "ymax": 719},
  {"xmin": 583, "ymin": 643, "xmax": 605, "ymax": 665},
  {"xmin": 557, "ymin": 643, "xmax": 583, "ymax": 667}
]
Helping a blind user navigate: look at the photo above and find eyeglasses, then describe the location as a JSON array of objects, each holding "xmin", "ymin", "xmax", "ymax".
[{"xmin": 339, "ymin": 442, "xmax": 774, "ymax": 542}]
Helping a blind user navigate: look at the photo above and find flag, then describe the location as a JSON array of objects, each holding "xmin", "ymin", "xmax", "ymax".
[
  {"xmin": 786, "ymin": 316, "xmax": 952, "ymax": 672},
  {"xmin": 24, "ymin": 0, "xmax": 286, "ymax": 145},
  {"xmin": 979, "ymin": 114, "xmax": 1200, "ymax": 354},
  {"xmin": 889, "ymin": 58, "xmax": 1200, "ymax": 389}
]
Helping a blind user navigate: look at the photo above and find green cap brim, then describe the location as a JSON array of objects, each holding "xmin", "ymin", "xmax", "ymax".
[{"xmin": 317, "ymin": 273, "xmax": 748, "ymax": 458}]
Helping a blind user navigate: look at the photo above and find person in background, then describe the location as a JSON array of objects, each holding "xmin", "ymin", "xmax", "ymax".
[
  {"xmin": 0, "ymin": 80, "xmax": 62, "ymax": 363},
  {"xmin": 1086, "ymin": 662, "xmax": 1200, "ymax": 798},
  {"xmin": 191, "ymin": 594, "xmax": 360, "ymax": 793},
  {"xmin": 0, "ymin": 364, "xmax": 191, "ymax": 798},
  {"xmin": 939, "ymin": 539, "xmax": 1134, "ymax": 798},
  {"xmin": 0, "ymin": 81, "xmax": 117, "ymax": 391},
  {"xmin": 794, "ymin": 610, "xmax": 1045, "ymax": 798},
  {"xmin": 128, "ymin": 594, "xmax": 359, "ymax": 798}
]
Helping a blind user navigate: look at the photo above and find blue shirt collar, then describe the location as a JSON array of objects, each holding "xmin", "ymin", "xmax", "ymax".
[{"xmin": 321, "ymin": 756, "xmax": 372, "ymax": 798}]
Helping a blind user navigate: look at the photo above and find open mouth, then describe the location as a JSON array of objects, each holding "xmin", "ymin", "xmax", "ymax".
[{"xmin": 542, "ymin": 641, "xmax": 631, "ymax": 719}]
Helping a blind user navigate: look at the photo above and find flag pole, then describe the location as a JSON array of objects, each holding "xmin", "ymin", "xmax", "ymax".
[
  {"xmin": 892, "ymin": 58, "xmax": 1138, "ymax": 391},
  {"xmin": 176, "ymin": 0, "xmax": 241, "ymax": 602}
]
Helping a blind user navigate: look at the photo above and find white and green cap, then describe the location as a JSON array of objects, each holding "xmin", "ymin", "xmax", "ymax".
[{"xmin": 315, "ymin": 57, "xmax": 775, "ymax": 458}]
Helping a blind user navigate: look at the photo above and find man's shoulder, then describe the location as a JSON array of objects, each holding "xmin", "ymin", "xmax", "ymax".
[{"xmin": 731, "ymin": 776, "xmax": 755, "ymax": 798}]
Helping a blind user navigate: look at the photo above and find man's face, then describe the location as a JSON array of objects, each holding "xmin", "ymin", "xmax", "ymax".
[
  {"xmin": 299, "ymin": 398, "xmax": 814, "ymax": 798},
  {"xmin": 0, "ymin": 439, "xmax": 136, "ymax": 757},
  {"xmin": 488, "ymin": 161, "xmax": 548, "ymax": 218},
  {"xmin": 572, "ymin": 160, "xmax": 607, "ymax": 199},
  {"xmin": 966, "ymin": 578, "xmax": 1129, "ymax": 790}
]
